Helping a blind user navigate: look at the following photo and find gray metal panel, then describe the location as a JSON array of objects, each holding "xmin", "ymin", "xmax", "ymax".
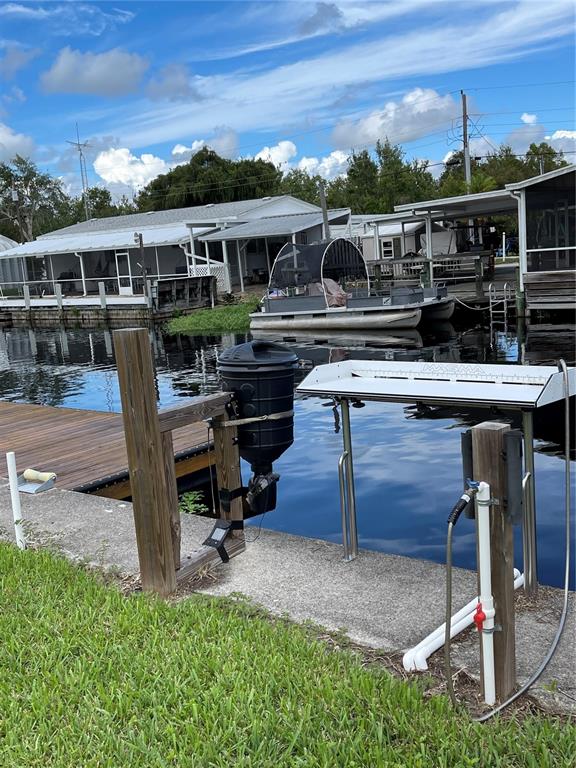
[
  {"xmin": 199, "ymin": 209, "xmax": 350, "ymax": 242},
  {"xmin": 38, "ymin": 196, "xmax": 311, "ymax": 238},
  {"xmin": 263, "ymin": 296, "xmax": 326, "ymax": 312}
]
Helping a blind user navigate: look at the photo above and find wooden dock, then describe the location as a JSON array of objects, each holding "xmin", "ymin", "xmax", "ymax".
[{"xmin": 0, "ymin": 401, "xmax": 213, "ymax": 499}]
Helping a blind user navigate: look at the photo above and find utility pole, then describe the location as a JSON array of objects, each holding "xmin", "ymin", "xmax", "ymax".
[
  {"xmin": 461, "ymin": 90, "xmax": 472, "ymax": 192},
  {"xmin": 318, "ymin": 181, "xmax": 331, "ymax": 240},
  {"xmin": 66, "ymin": 124, "xmax": 91, "ymax": 220}
]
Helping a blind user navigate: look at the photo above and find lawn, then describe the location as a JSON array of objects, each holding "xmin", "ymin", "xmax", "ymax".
[
  {"xmin": 1, "ymin": 542, "xmax": 573, "ymax": 767},
  {"xmin": 167, "ymin": 296, "xmax": 262, "ymax": 335}
]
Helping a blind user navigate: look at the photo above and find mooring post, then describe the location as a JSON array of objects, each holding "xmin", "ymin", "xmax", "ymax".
[
  {"xmin": 212, "ymin": 416, "xmax": 244, "ymax": 527},
  {"xmin": 98, "ymin": 281, "xmax": 107, "ymax": 310},
  {"xmin": 113, "ymin": 328, "xmax": 176, "ymax": 595},
  {"xmin": 471, "ymin": 421, "xmax": 515, "ymax": 702}
]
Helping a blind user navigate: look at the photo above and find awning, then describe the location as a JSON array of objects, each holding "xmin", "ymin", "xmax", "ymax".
[
  {"xmin": 0, "ymin": 224, "xmax": 212, "ymax": 260},
  {"xmin": 199, "ymin": 209, "xmax": 350, "ymax": 243}
]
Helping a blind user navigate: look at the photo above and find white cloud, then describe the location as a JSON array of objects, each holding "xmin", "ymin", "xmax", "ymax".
[
  {"xmin": 0, "ymin": 42, "xmax": 40, "ymax": 78},
  {"xmin": 171, "ymin": 140, "xmax": 205, "ymax": 159},
  {"xmin": 1, "ymin": 84, "xmax": 25, "ymax": 104},
  {"xmin": 0, "ymin": 3, "xmax": 134, "ymax": 36},
  {"xmin": 147, "ymin": 64, "xmax": 202, "ymax": 102},
  {"xmin": 208, "ymin": 126, "xmax": 238, "ymax": 159},
  {"xmin": 112, "ymin": 1, "xmax": 575, "ymax": 151},
  {"xmin": 546, "ymin": 129, "xmax": 576, "ymax": 154},
  {"xmin": 297, "ymin": 150, "xmax": 349, "ymax": 179},
  {"xmin": 255, "ymin": 140, "xmax": 297, "ymax": 169},
  {"xmin": 41, "ymin": 47, "xmax": 148, "ymax": 97},
  {"xmin": 521, "ymin": 112, "xmax": 537, "ymax": 125},
  {"xmin": 332, "ymin": 88, "xmax": 459, "ymax": 149},
  {"xmin": 93, "ymin": 147, "xmax": 169, "ymax": 189},
  {"xmin": 506, "ymin": 123, "xmax": 546, "ymax": 153},
  {"xmin": 0, "ymin": 121, "xmax": 34, "ymax": 160}
]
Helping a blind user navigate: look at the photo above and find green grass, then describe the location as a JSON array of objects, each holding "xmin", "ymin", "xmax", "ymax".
[
  {"xmin": 1, "ymin": 543, "xmax": 573, "ymax": 768},
  {"xmin": 167, "ymin": 296, "xmax": 262, "ymax": 334}
]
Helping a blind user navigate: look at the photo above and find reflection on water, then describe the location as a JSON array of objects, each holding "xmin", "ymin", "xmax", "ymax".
[{"xmin": 0, "ymin": 322, "xmax": 573, "ymax": 588}]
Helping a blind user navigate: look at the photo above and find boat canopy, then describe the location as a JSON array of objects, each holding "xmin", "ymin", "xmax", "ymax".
[{"xmin": 269, "ymin": 237, "xmax": 369, "ymax": 295}]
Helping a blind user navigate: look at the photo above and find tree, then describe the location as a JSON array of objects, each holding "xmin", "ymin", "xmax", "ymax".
[
  {"xmin": 524, "ymin": 142, "xmax": 567, "ymax": 177},
  {"xmin": 0, "ymin": 156, "xmax": 70, "ymax": 241},
  {"xmin": 136, "ymin": 147, "xmax": 282, "ymax": 211},
  {"xmin": 279, "ymin": 168, "xmax": 323, "ymax": 205},
  {"xmin": 73, "ymin": 187, "xmax": 136, "ymax": 221},
  {"xmin": 375, "ymin": 140, "xmax": 436, "ymax": 210}
]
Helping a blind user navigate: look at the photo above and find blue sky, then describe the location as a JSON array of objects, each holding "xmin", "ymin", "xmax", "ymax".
[{"xmin": 0, "ymin": 0, "xmax": 574, "ymax": 198}]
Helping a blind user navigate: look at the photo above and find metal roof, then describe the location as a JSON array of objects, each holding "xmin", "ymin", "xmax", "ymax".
[
  {"xmin": 393, "ymin": 188, "xmax": 517, "ymax": 218},
  {"xmin": 0, "ymin": 235, "xmax": 18, "ymax": 252},
  {"xmin": 0, "ymin": 223, "xmax": 210, "ymax": 260},
  {"xmin": 297, "ymin": 360, "xmax": 575, "ymax": 409},
  {"xmin": 198, "ymin": 209, "xmax": 350, "ymax": 242},
  {"xmin": 40, "ymin": 195, "xmax": 319, "ymax": 238},
  {"xmin": 506, "ymin": 164, "xmax": 575, "ymax": 190}
]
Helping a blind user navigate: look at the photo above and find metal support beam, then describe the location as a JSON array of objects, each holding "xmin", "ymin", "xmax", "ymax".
[
  {"xmin": 425, "ymin": 215, "xmax": 434, "ymax": 286},
  {"xmin": 76, "ymin": 252, "xmax": 87, "ymax": 296},
  {"xmin": 517, "ymin": 190, "xmax": 527, "ymax": 292},
  {"xmin": 340, "ymin": 399, "xmax": 358, "ymax": 560},
  {"xmin": 236, "ymin": 240, "xmax": 245, "ymax": 293},
  {"xmin": 522, "ymin": 410, "xmax": 538, "ymax": 596}
]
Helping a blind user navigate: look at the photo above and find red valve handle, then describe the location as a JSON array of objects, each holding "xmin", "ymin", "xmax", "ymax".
[{"xmin": 473, "ymin": 602, "xmax": 486, "ymax": 632}]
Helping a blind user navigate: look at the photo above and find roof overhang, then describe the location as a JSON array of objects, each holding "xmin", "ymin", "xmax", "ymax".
[
  {"xmin": 297, "ymin": 360, "xmax": 575, "ymax": 410},
  {"xmin": 199, "ymin": 209, "xmax": 350, "ymax": 243},
  {"xmin": 0, "ymin": 224, "xmax": 213, "ymax": 260}
]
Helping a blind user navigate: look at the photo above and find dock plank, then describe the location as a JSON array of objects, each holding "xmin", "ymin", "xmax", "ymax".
[{"xmin": 0, "ymin": 401, "xmax": 212, "ymax": 495}]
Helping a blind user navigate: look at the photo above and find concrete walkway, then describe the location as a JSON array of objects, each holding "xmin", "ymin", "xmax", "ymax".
[{"xmin": 0, "ymin": 483, "xmax": 573, "ymax": 715}]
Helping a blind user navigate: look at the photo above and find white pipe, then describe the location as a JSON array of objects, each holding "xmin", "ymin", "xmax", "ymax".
[
  {"xmin": 403, "ymin": 570, "xmax": 523, "ymax": 672},
  {"xmin": 502, "ymin": 232, "xmax": 506, "ymax": 263},
  {"xmin": 6, "ymin": 452, "xmax": 26, "ymax": 550},
  {"xmin": 477, "ymin": 480, "xmax": 496, "ymax": 705}
]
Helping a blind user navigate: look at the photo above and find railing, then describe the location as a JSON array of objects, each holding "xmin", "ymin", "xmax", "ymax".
[
  {"xmin": 526, "ymin": 245, "xmax": 576, "ymax": 272},
  {"xmin": 367, "ymin": 253, "xmax": 492, "ymax": 286}
]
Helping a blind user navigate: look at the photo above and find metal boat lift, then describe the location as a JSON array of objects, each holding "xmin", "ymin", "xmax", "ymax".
[{"xmin": 297, "ymin": 360, "xmax": 575, "ymax": 595}]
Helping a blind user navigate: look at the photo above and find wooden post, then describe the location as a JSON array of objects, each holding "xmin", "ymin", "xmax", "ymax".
[
  {"xmin": 162, "ymin": 431, "xmax": 181, "ymax": 570},
  {"xmin": 471, "ymin": 421, "xmax": 515, "ymax": 701},
  {"xmin": 212, "ymin": 416, "xmax": 244, "ymax": 525},
  {"xmin": 98, "ymin": 281, "xmax": 107, "ymax": 310},
  {"xmin": 113, "ymin": 328, "xmax": 176, "ymax": 595},
  {"xmin": 23, "ymin": 284, "xmax": 31, "ymax": 309}
]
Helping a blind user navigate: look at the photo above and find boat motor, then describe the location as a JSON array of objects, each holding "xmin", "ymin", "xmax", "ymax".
[{"xmin": 218, "ymin": 340, "xmax": 298, "ymax": 517}]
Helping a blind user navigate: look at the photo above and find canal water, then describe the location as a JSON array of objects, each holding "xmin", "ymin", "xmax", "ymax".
[{"xmin": 1, "ymin": 322, "xmax": 573, "ymax": 588}]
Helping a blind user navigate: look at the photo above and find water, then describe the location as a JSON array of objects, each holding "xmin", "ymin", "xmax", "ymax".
[{"xmin": 1, "ymin": 323, "xmax": 573, "ymax": 588}]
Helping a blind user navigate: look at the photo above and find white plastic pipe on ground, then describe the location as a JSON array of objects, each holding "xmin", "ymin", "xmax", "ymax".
[
  {"xmin": 476, "ymin": 480, "xmax": 496, "ymax": 705},
  {"xmin": 402, "ymin": 570, "xmax": 523, "ymax": 672},
  {"xmin": 6, "ymin": 451, "xmax": 26, "ymax": 550}
]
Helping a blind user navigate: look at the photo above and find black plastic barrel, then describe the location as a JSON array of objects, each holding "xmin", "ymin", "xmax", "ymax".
[{"xmin": 218, "ymin": 340, "xmax": 298, "ymax": 475}]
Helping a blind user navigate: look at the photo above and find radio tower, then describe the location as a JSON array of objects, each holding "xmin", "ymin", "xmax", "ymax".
[{"xmin": 66, "ymin": 124, "xmax": 91, "ymax": 220}]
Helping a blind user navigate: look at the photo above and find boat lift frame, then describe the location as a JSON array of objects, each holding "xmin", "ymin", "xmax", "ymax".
[{"xmin": 297, "ymin": 360, "xmax": 575, "ymax": 595}]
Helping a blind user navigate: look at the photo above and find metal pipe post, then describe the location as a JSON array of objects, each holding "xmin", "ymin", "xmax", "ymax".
[
  {"xmin": 341, "ymin": 399, "xmax": 358, "ymax": 558},
  {"xmin": 338, "ymin": 451, "xmax": 351, "ymax": 560},
  {"xmin": 522, "ymin": 410, "xmax": 538, "ymax": 596}
]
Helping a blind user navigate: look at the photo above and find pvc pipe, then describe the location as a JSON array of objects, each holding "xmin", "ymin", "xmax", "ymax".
[
  {"xmin": 522, "ymin": 410, "xmax": 538, "ymax": 596},
  {"xmin": 477, "ymin": 480, "xmax": 496, "ymax": 705},
  {"xmin": 6, "ymin": 452, "xmax": 26, "ymax": 550},
  {"xmin": 403, "ymin": 570, "xmax": 523, "ymax": 672}
]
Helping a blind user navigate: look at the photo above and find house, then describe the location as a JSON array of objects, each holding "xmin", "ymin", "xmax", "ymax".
[
  {"xmin": 368, "ymin": 165, "xmax": 575, "ymax": 315},
  {"xmin": 0, "ymin": 235, "xmax": 21, "ymax": 290},
  {"xmin": 0, "ymin": 195, "xmax": 336, "ymax": 298}
]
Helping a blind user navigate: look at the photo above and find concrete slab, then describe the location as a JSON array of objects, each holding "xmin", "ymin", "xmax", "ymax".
[{"xmin": 0, "ymin": 484, "xmax": 573, "ymax": 714}]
